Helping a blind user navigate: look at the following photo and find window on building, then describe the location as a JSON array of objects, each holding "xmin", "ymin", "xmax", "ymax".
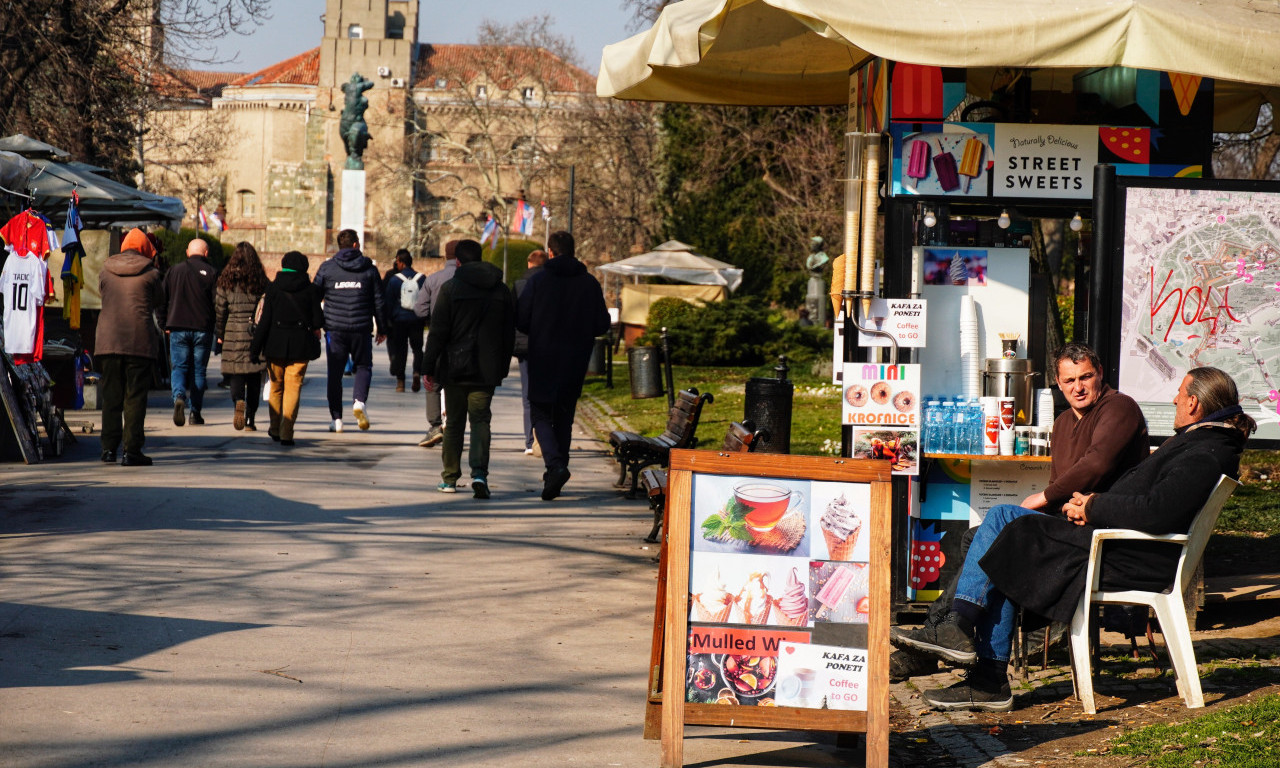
[
  {"xmin": 475, "ymin": 85, "xmax": 487, "ymax": 99},
  {"xmin": 466, "ymin": 135, "xmax": 493, "ymax": 162},
  {"xmin": 435, "ymin": 77, "xmax": 447, "ymax": 89},
  {"xmin": 348, "ymin": 24, "xmax": 363, "ymax": 39},
  {"xmin": 238, "ymin": 189, "xmax": 256, "ymax": 218},
  {"xmin": 521, "ymin": 86, "xmax": 535, "ymax": 101}
]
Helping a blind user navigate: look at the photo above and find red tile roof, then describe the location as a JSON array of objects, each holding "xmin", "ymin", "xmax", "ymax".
[
  {"xmin": 231, "ymin": 47, "xmax": 322, "ymax": 87},
  {"xmin": 413, "ymin": 44, "xmax": 595, "ymax": 93},
  {"xmin": 148, "ymin": 68, "xmax": 244, "ymax": 102}
]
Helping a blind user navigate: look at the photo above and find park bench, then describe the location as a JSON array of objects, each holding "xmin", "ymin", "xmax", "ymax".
[
  {"xmin": 609, "ymin": 388, "xmax": 714, "ymax": 500},
  {"xmin": 640, "ymin": 420, "xmax": 768, "ymax": 543}
]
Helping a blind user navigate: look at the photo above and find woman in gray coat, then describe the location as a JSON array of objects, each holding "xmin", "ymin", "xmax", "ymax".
[{"xmin": 215, "ymin": 242, "xmax": 269, "ymax": 431}]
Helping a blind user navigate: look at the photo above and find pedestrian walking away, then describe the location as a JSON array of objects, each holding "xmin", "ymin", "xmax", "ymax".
[
  {"xmin": 413, "ymin": 239, "xmax": 460, "ymax": 448},
  {"xmin": 385, "ymin": 248, "xmax": 425, "ymax": 393},
  {"xmin": 215, "ymin": 242, "xmax": 270, "ymax": 432},
  {"xmin": 96, "ymin": 228, "xmax": 165, "ymax": 466},
  {"xmin": 163, "ymin": 237, "xmax": 219, "ymax": 427},
  {"xmin": 515, "ymin": 230, "xmax": 610, "ymax": 501},
  {"xmin": 251, "ymin": 250, "xmax": 324, "ymax": 446},
  {"xmin": 513, "ymin": 248, "xmax": 547, "ymax": 455},
  {"xmin": 421, "ymin": 239, "xmax": 515, "ymax": 498},
  {"xmin": 313, "ymin": 228, "xmax": 386, "ymax": 432}
]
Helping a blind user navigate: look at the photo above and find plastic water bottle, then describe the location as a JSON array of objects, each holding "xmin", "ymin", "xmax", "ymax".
[
  {"xmin": 940, "ymin": 399, "xmax": 956, "ymax": 454},
  {"xmin": 952, "ymin": 399, "xmax": 967, "ymax": 456},
  {"xmin": 923, "ymin": 399, "xmax": 939, "ymax": 453},
  {"xmin": 967, "ymin": 399, "xmax": 984, "ymax": 454}
]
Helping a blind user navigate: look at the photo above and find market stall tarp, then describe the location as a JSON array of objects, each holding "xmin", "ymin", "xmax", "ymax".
[
  {"xmin": 597, "ymin": 0, "xmax": 1280, "ymax": 131},
  {"xmin": 620, "ymin": 283, "xmax": 728, "ymax": 326},
  {"xmin": 596, "ymin": 240, "xmax": 745, "ymax": 291},
  {"xmin": 0, "ymin": 152, "xmax": 36, "ymax": 195}
]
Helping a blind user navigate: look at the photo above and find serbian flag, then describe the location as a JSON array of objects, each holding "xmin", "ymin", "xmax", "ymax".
[
  {"xmin": 540, "ymin": 201, "xmax": 550, "ymax": 221},
  {"xmin": 198, "ymin": 206, "xmax": 209, "ymax": 231},
  {"xmin": 510, "ymin": 200, "xmax": 527, "ymax": 234},
  {"xmin": 480, "ymin": 217, "xmax": 499, "ymax": 247},
  {"xmin": 516, "ymin": 200, "xmax": 535, "ymax": 235},
  {"xmin": 207, "ymin": 209, "xmax": 226, "ymax": 232}
]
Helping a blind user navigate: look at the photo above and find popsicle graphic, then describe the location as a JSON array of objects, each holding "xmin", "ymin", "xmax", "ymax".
[
  {"xmin": 814, "ymin": 565, "xmax": 856, "ymax": 619},
  {"xmin": 905, "ymin": 140, "xmax": 931, "ymax": 191},
  {"xmin": 933, "ymin": 151, "xmax": 959, "ymax": 192},
  {"xmin": 958, "ymin": 138, "xmax": 984, "ymax": 192}
]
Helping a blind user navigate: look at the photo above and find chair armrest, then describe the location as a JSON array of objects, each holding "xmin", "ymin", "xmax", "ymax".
[{"xmin": 1090, "ymin": 528, "xmax": 1189, "ymax": 545}]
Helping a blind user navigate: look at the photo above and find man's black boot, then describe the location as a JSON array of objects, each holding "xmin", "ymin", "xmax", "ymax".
[
  {"xmin": 890, "ymin": 611, "xmax": 977, "ymax": 665},
  {"xmin": 922, "ymin": 659, "xmax": 1013, "ymax": 712}
]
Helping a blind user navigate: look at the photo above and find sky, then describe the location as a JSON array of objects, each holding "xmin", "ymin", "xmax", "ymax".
[{"xmin": 203, "ymin": 0, "xmax": 640, "ymax": 75}]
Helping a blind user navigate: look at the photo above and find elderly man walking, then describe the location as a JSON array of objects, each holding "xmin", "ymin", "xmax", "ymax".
[
  {"xmin": 97, "ymin": 228, "xmax": 165, "ymax": 466},
  {"xmin": 164, "ymin": 237, "xmax": 218, "ymax": 426}
]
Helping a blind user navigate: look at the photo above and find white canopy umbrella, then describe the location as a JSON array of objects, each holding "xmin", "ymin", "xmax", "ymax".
[
  {"xmin": 597, "ymin": 0, "xmax": 1280, "ymax": 131},
  {"xmin": 597, "ymin": 240, "xmax": 745, "ymax": 291}
]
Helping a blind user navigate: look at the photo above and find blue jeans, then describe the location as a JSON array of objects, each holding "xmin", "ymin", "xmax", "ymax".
[
  {"xmin": 954, "ymin": 504, "xmax": 1041, "ymax": 662},
  {"xmin": 170, "ymin": 330, "xmax": 213, "ymax": 413}
]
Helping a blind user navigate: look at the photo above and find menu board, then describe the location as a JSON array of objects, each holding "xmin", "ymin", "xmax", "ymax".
[{"xmin": 654, "ymin": 451, "xmax": 891, "ymax": 768}]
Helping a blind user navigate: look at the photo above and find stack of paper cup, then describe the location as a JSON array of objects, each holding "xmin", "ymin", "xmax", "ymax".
[
  {"xmin": 998, "ymin": 396, "xmax": 1016, "ymax": 455},
  {"xmin": 1036, "ymin": 388, "xmax": 1055, "ymax": 428},
  {"xmin": 980, "ymin": 396, "xmax": 1000, "ymax": 455},
  {"xmin": 959, "ymin": 295, "xmax": 981, "ymax": 398}
]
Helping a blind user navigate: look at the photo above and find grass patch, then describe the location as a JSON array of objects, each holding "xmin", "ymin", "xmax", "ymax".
[
  {"xmin": 1105, "ymin": 693, "xmax": 1280, "ymax": 767},
  {"xmin": 582, "ymin": 361, "xmax": 842, "ymax": 457}
]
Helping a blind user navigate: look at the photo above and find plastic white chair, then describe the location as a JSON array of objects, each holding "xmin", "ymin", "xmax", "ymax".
[{"xmin": 1069, "ymin": 475, "xmax": 1239, "ymax": 714}]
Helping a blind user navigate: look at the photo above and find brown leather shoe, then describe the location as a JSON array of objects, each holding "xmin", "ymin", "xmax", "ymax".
[{"xmin": 395, "ymin": 378, "xmax": 405, "ymax": 393}]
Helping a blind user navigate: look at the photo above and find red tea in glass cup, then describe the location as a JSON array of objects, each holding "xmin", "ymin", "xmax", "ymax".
[{"xmin": 734, "ymin": 482, "xmax": 803, "ymax": 532}]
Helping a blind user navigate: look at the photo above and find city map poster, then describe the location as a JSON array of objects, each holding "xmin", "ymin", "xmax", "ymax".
[{"xmin": 1115, "ymin": 180, "xmax": 1280, "ymax": 441}]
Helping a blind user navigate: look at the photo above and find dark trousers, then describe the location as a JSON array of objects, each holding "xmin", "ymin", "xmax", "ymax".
[
  {"xmin": 325, "ymin": 330, "xmax": 373, "ymax": 419},
  {"xmin": 387, "ymin": 318, "xmax": 424, "ymax": 379},
  {"xmin": 530, "ymin": 394, "xmax": 578, "ymax": 472},
  {"xmin": 518, "ymin": 359, "xmax": 533, "ymax": 449},
  {"xmin": 99, "ymin": 354, "xmax": 152, "ymax": 455},
  {"xmin": 441, "ymin": 384, "xmax": 494, "ymax": 483},
  {"xmin": 227, "ymin": 372, "xmax": 263, "ymax": 420}
]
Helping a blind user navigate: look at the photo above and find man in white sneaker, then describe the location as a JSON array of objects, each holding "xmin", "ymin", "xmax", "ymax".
[{"xmin": 313, "ymin": 229, "xmax": 385, "ymax": 432}]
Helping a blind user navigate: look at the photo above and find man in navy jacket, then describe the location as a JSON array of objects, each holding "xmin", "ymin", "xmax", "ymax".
[
  {"xmin": 516, "ymin": 230, "xmax": 610, "ymax": 500},
  {"xmin": 314, "ymin": 229, "xmax": 385, "ymax": 432}
]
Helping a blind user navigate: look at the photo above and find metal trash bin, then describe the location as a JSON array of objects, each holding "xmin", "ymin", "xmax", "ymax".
[
  {"xmin": 587, "ymin": 336, "xmax": 608, "ymax": 375},
  {"xmin": 628, "ymin": 346, "xmax": 664, "ymax": 399},
  {"xmin": 743, "ymin": 357, "xmax": 793, "ymax": 453}
]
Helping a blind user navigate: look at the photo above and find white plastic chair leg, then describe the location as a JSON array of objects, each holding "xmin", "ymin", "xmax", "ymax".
[
  {"xmin": 1151, "ymin": 595, "xmax": 1204, "ymax": 709},
  {"xmin": 1069, "ymin": 600, "xmax": 1097, "ymax": 714}
]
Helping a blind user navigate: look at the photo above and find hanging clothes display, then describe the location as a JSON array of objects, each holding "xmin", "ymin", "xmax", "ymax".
[
  {"xmin": 60, "ymin": 193, "xmax": 84, "ymax": 330},
  {"xmin": 0, "ymin": 209, "xmax": 54, "ymax": 363}
]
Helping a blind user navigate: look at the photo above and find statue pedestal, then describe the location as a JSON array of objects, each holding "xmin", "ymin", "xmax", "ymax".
[{"xmin": 341, "ymin": 169, "xmax": 366, "ymax": 242}]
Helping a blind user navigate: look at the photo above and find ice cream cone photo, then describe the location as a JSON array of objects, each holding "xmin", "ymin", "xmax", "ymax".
[
  {"xmin": 823, "ymin": 528, "xmax": 858, "ymax": 562},
  {"xmin": 817, "ymin": 486, "xmax": 865, "ymax": 562},
  {"xmin": 736, "ymin": 572, "xmax": 774, "ymax": 625}
]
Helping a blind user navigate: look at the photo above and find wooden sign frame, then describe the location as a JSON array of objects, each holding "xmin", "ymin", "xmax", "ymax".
[{"xmin": 654, "ymin": 449, "xmax": 893, "ymax": 768}]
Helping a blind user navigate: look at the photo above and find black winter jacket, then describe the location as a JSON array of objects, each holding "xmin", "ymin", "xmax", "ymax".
[
  {"xmin": 163, "ymin": 256, "xmax": 218, "ymax": 331},
  {"xmin": 421, "ymin": 261, "xmax": 515, "ymax": 387},
  {"xmin": 250, "ymin": 271, "xmax": 325, "ymax": 363},
  {"xmin": 313, "ymin": 248, "xmax": 385, "ymax": 334},
  {"xmin": 515, "ymin": 255, "xmax": 610, "ymax": 403},
  {"xmin": 981, "ymin": 423, "xmax": 1244, "ymax": 624}
]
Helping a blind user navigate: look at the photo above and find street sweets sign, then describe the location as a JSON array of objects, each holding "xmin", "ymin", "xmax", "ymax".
[{"xmin": 992, "ymin": 124, "xmax": 1097, "ymax": 199}]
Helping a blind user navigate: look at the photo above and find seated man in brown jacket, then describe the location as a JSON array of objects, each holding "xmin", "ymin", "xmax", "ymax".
[{"xmin": 893, "ymin": 343, "xmax": 1149, "ymax": 680}]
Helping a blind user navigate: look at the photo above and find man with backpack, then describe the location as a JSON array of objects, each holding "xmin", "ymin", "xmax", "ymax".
[
  {"xmin": 421, "ymin": 239, "xmax": 515, "ymax": 498},
  {"xmin": 385, "ymin": 248, "xmax": 426, "ymax": 393}
]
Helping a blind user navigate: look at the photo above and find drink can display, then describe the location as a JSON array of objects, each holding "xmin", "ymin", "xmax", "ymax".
[
  {"xmin": 980, "ymin": 397, "xmax": 1000, "ymax": 455},
  {"xmin": 1014, "ymin": 427, "xmax": 1030, "ymax": 455}
]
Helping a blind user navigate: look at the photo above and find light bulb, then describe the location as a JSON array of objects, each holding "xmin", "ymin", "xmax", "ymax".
[
  {"xmin": 1070, "ymin": 212, "xmax": 1084, "ymax": 232},
  {"xmin": 997, "ymin": 210, "xmax": 1011, "ymax": 229},
  {"xmin": 923, "ymin": 210, "xmax": 937, "ymax": 228}
]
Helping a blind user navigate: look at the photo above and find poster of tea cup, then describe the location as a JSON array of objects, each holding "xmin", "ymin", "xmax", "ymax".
[
  {"xmin": 809, "ymin": 481, "xmax": 871, "ymax": 563},
  {"xmin": 688, "ymin": 552, "xmax": 813, "ymax": 628},
  {"xmin": 691, "ymin": 474, "xmax": 811, "ymax": 556},
  {"xmin": 773, "ymin": 641, "xmax": 868, "ymax": 711}
]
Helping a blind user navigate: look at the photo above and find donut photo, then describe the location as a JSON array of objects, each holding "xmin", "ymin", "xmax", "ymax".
[
  {"xmin": 893, "ymin": 390, "xmax": 916, "ymax": 413},
  {"xmin": 845, "ymin": 385, "xmax": 868, "ymax": 407},
  {"xmin": 869, "ymin": 381, "xmax": 891, "ymax": 405}
]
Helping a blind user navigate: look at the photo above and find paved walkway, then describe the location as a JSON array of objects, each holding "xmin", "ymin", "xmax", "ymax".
[{"xmin": 0, "ymin": 362, "xmax": 864, "ymax": 768}]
